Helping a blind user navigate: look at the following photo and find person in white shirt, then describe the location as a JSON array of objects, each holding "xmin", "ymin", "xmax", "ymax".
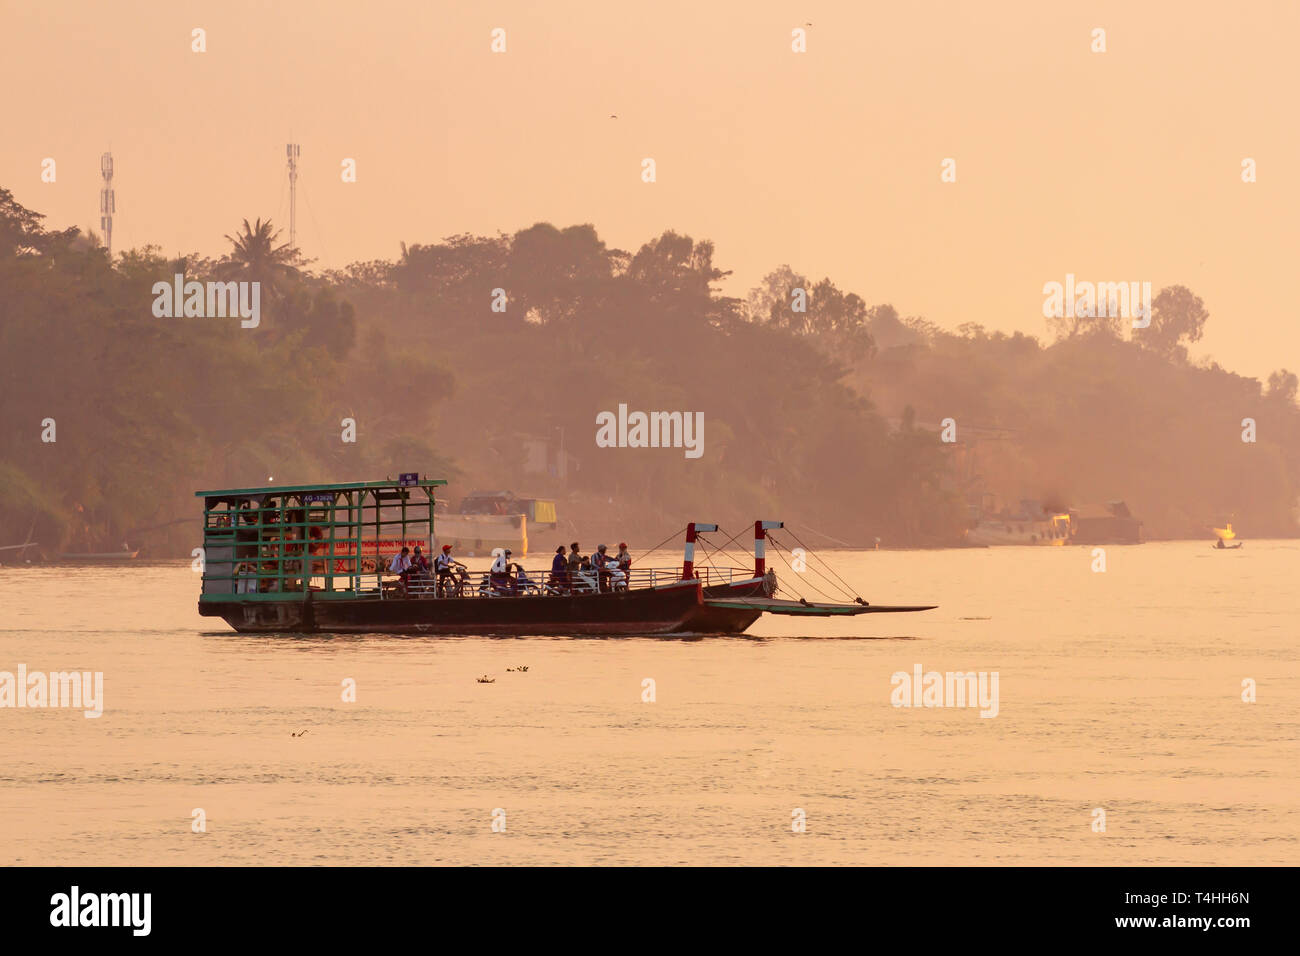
[
  {"xmin": 489, "ymin": 548, "xmax": 514, "ymax": 594},
  {"xmin": 388, "ymin": 547, "xmax": 412, "ymax": 574},
  {"xmin": 434, "ymin": 544, "xmax": 467, "ymax": 597},
  {"xmin": 387, "ymin": 546, "xmax": 413, "ymax": 595}
]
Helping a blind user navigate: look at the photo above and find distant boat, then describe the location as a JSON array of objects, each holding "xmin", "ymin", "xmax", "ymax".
[
  {"xmin": 966, "ymin": 513, "xmax": 1071, "ymax": 546},
  {"xmin": 1211, "ymin": 521, "xmax": 1241, "ymax": 549}
]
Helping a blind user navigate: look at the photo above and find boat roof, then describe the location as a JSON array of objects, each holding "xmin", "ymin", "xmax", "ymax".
[{"xmin": 195, "ymin": 478, "xmax": 448, "ymax": 498}]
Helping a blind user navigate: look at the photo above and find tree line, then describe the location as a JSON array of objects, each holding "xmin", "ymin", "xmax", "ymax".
[{"xmin": 1, "ymin": 188, "xmax": 1296, "ymax": 556}]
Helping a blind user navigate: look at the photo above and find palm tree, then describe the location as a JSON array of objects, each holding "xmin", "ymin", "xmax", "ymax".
[{"xmin": 219, "ymin": 218, "xmax": 307, "ymax": 300}]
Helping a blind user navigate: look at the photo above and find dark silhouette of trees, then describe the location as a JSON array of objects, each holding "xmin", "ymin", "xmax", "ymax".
[
  {"xmin": 1139, "ymin": 284, "xmax": 1209, "ymax": 361},
  {"xmin": 1266, "ymin": 369, "xmax": 1298, "ymax": 405},
  {"xmin": 219, "ymin": 218, "xmax": 306, "ymax": 301},
  {"xmin": 2, "ymin": 188, "xmax": 1296, "ymax": 554},
  {"xmin": 747, "ymin": 266, "xmax": 875, "ymax": 360}
]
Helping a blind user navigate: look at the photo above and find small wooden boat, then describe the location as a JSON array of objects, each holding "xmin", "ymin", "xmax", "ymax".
[{"xmin": 1212, "ymin": 522, "xmax": 1241, "ymax": 549}]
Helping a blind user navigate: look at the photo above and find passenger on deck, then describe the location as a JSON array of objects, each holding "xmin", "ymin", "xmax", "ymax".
[
  {"xmin": 566, "ymin": 543, "xmax": 598, "ymax": 593},
  {"xmin": 593, "ymin": 544, "xmax": 612, "ymax": 592},
  {"xmin": 490, "ymin": 548, "xmax": 515, "ymax": 595},
  {"xmin": 308, "ymin": 525, "xmax": 327, "ymax": 574},
  {"xmin": 389, "ymin": 547, "xmax": 412, "ymax": 574},
  {"xmin": 410, "ymin": 546, "xmax": 431, "ymax": 592},
  {"xmin": 549, "ymin": 545, "xmax": 569, "ymax": 592},
  {"xmin": 615, "ymin": 543, "xmax": 632, "ymax": 573},
  {"xmin": 389, "ymin": 546, "xmax": 413, "ymax": 594},
  {"xmin": 435, "ymin": 544, "xmax": 467, "ymax": 597},
  {"xmin": 515, "ymin": 564, "xmax": 538, "ymax": 592}
]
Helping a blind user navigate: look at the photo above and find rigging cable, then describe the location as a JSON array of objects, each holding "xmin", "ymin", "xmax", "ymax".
[
  {"xmin": 694, "ymin": 530, "xmax": 733, "ymax": 585},
  {"xmin": 763, "ymin": 534, "xmax": 844, "ymax": 604},
  {"xmin": 784, "ymin": 527, "xmax": 863, "ymax": 600},
  {"xmin": 630, "ymin": 526, "xmax": 687, "ymax": 568},
  {"xmin": 766, "ymin": 529, "xmax": 857, "ymax": 601},
  {"xmin": 693, "ymin": 529, "xmax": 777, "ymax": 613},
  {"xmin": 699, "ymin": 524, "xmax": 758, "ymax": 573}
]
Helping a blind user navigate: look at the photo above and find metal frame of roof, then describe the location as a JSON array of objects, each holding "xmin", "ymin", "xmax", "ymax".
[{"xmin": 196, "ymin": 479, "xmax": 447, "ymax": 498}]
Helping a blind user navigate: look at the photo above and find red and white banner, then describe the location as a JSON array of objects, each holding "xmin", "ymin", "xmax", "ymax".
[{"xmin": 311, "ymin": 538, "xmax": 428, "ymax": 574}]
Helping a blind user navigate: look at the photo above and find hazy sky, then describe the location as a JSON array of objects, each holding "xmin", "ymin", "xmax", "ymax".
[{"xmin": 5, "ymin": 0, "xmax": 1297, "ymax": 379}]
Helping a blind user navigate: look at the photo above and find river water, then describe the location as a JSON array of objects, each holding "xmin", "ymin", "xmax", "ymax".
[{"xmin": 1, "ymin": 541, "xmax": 1295, "ymax": 865}]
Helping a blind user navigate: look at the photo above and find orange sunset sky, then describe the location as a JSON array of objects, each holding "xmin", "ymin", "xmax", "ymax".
[{"xmin": 3, "ymin": 0, "xmax": 1297, "ymax": 379}]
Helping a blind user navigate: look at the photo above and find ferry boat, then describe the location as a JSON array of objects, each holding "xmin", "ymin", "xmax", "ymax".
[{"xmin": 195, "ymin": 477, "xmax": 936, "ymax": 635}]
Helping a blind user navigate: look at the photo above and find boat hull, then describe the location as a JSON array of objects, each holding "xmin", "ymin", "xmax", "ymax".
[
  {"xmin": 965, "ymin": 523, "xmax": 1066, "ymax": 546},
  {"xmin": 199, "ymin": 580, "xmax": 706, "ymax": 636},
  {"xmin": 690, "ymin": 577, "xmax": 767, "ymax": 633}
]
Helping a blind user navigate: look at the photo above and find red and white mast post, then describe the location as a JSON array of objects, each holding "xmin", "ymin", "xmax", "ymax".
[
  {"xmin": 682, "ymin": 522, "xmax": 718, "ymax": 580},
  {"xmin": 754, "ymin": 520, "xmax": 784, "ymax": 577}
]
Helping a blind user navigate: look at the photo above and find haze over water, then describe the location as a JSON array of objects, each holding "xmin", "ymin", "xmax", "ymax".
[{"xmin": 1, "ymin": 542, "xmax": 1295, "ymax": 866}]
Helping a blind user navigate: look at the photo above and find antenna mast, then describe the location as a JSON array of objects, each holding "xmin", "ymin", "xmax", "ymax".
[
  {"xmin": 286, "ymin": 143, "xmax": 300, "ymax": 249},
  {"xmin": 99, "ymin": 152, "xmax": 115, "ymax": 259}
]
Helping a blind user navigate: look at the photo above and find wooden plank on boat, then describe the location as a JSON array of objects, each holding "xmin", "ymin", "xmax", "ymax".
[{"xmin": 703, "ymin": 597, "xmax": 936, "ymax": 616}]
